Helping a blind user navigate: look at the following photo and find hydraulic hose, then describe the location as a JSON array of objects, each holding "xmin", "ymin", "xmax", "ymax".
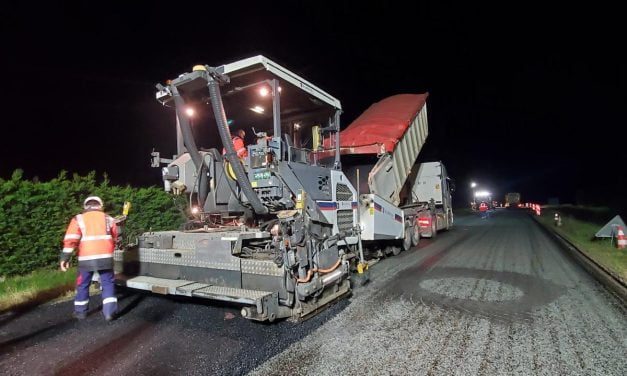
[
  {"xmin": 173, "ymin": 92, "xmax": 208, "ymax": 208},
  {"xmin": 207, "ymin": 79, "xmax": 268, "ymax": 215},
  {"xmin": 296, "ymin": 258, "xmax": 342, "ymax": 283}
]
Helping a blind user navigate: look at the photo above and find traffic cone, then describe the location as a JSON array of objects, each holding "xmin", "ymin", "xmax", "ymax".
[{"xmin": 616, "ymin": 226, "xmax": 626, "ymax": 250}]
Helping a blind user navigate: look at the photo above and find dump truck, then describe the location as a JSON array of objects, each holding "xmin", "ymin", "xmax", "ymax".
[
  {"xmin": 115, "ymin": 56, "xmax": 453, "ymax": 322},
  {"xmin": 505, "ymin": 192, "xmax": 521, "ymax": 207},
  {"xmin": 329, "ymin": 95, "xmax": 454, "ymax": 255}
]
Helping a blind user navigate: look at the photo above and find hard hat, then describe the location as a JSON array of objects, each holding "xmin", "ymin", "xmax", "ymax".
[{"xmin": 84, "ymin": 196, "xmax": 104, "ymax": 208}]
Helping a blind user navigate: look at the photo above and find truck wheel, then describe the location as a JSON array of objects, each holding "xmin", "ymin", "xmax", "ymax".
[
  {"xmin": 444, "ymin": 210, "xmax": 453, "ymax": 231},
  {"xmin": 386, "ymin": 245, "xmax": 401, "ymax": 256},
  {"xmin": 411, "ymin": 221, "xmax": 421, "ymax": 246},
  {"xmin": 402, "ymin": 223, "xmax": 412, "ymax": 251},
  {"xmin": 430, "ymin": 217, "xmax": 438, "ymax": 239}
]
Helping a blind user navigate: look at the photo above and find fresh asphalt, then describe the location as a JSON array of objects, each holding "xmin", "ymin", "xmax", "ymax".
[{"xmin": 1, "ymin": 210, "xmax": 626, "ymax": 375}]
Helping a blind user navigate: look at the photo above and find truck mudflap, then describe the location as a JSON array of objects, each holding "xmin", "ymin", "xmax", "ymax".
[{"xmin": 119, "ymin": 275, "xmax": 290, "ymax": 322}]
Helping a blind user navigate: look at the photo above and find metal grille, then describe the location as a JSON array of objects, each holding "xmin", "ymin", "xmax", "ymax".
[
  {"xmin": 336, "ymin": 210, "xmax": 354, "ymax": 232},
  {"xmin": 336, "ymin": 184, "xmax": 353, "ymax": 201},
  {"xmin": 193, "ymin": 285, "xmax": 272, "ymax": 301}
]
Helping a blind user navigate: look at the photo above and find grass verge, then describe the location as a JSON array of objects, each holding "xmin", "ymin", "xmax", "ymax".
[
  {"xmin": 538, "ymin": 208, "xmax": 627, "ymax": 282},
  {"xmin": 0, "ymin": 267, "xmax": 77, "ymax": 313}
]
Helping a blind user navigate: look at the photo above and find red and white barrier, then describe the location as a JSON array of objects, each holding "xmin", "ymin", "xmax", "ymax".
[{"xmin": 617, "ymin": 226, "xmax": 626, "ymax": 249}]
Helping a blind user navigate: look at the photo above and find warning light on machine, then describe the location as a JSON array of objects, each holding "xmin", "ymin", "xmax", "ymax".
[{"xmin": 474, "ymin": 191, "xmax": 491, "ymax": 198}]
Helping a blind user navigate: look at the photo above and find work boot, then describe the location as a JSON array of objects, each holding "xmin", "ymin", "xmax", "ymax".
[
  {"xmin": 73, "ymin": 311, "xmax": 87, "ymax": 320},
  {"xmin": 104, "ymin": 313, "xmax": 116, "ymax": 322}
]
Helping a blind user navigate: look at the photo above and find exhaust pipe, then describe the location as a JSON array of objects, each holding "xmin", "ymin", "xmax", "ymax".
[
  {"xmin": 321, "ymin": 269, "xmax": 344, "ymax": 286},
  {"xmin": 172, "ymin": 90, "xmax": 208, "ymax": 208}
]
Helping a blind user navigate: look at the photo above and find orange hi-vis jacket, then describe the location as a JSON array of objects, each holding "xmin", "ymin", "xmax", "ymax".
[
  {"xmin": 222, "ymin": 136, "xmax": 248, "ymax": 158},
  {"xmin": 60, "ymin": 209, "xmax": 118, "ymax": 271}
]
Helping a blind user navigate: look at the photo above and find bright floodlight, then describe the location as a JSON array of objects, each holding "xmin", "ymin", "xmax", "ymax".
[
  {"xmin": 471, "ymin": 182, "xmax": 477, "ymax": 188},
  {"xmin": 185, "ymin": 107, "xmax": 195, "ymax": 117},
  {"xmin": 259, "ymin": 87, "xmax": 269, "ymax": 97},
  {"xmin": 251, "ymin": 106, "xmax": 265, "ymax": 114},
  {"xmin": 474, "ymin": 190, "xmax": 491, "ymax": 198}
]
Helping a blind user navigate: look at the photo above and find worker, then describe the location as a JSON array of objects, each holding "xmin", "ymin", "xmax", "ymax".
[
  {"xmin": 60, "ymin": 196, "xmax": 118, "ymax": 321},
  {"xmin": 479, "ymin": 201, "xmax": 489, "ymax": 219},
  {"xmin": 222, "ymin": 129, "xmax": 248, "ymax": 158}
]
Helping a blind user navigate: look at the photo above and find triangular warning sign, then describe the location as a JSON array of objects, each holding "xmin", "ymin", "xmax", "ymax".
[{"xmin": 595, "ymin": 215, "xmax": 627, "ymax": 238}]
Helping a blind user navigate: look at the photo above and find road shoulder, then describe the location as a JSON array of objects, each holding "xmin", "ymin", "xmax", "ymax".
[{"xmin": 531, "ymin": 214, "xmax": 627, "ymax": 305}]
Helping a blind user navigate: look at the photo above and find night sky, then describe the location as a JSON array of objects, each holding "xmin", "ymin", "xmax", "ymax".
[{"xmin": 1, "ymin": 3, "xmax": 624, "ymax": 209}]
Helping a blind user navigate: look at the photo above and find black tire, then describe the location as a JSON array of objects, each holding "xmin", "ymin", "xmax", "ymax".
[
  {"xmin": 402, "ymin": 223, "xmax": 412, "ymax": 251},
  {"xmin": 444, "ymin": 210, "xmax": 453, "ymax": 231},
  {"xmin": 430, "ymin": 216, "xmax": 438, "ymax": 239},
  {"xmin": 411, "ymin": 220, "xmax": 421, "ymax": 246},
  {"xmin": 386, "ymin": 245, "xmax": 401, "ymax": 256}
]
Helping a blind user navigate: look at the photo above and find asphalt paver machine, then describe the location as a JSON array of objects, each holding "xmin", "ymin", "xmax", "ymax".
[
  {"xmin": 115, "ymin": 56, "xmax": 445, "ymax": 322},
  {"xmin": 116, "ymin": 56, "xmax": 362, "ymax": 321}
]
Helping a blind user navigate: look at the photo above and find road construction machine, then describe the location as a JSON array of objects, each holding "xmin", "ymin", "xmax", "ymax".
[
  {"xmin": 505, "ymin": 192, "xmax": 521, "ymax": 207},
  {"xmin": 115, "ymin": 56, "xmax": 453, "ymax": 322}
]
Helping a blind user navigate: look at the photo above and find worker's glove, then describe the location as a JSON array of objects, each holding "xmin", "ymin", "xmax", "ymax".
[
  {"xmin": 60, "ymin": 260, "xmax": 70, "ymax": 272},
  {"xmin": 59, "ymin": 250, "xmax": 72, "ymax": 271},
  {"xmin": 113, "ymin": 215, "xmax": 127, "ymax": 224}
]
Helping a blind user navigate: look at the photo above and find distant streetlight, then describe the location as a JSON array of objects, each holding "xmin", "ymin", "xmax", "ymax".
[
  {"xmin": 185, "ymin": 107, "xmax": 195, "ymax": 117},
  {"xmin": 250, "ymin": 105, "xmax": 265, "ymax": 114},
  {"xmin": 475, "ymin": 191, "xmax": 491, "ymax": 198},
  {"xmin": 470, "ymin": 182, "xmax": 477, "ymax": 210}
]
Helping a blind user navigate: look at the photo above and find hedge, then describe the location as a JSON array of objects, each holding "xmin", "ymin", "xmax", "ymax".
[{"xmin": 0, "ymin": 170, "xmax": 186, "ymax": 277}]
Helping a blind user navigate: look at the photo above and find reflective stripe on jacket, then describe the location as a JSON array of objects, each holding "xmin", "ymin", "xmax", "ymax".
[
  {"xmin": 222, "ymin": 136, "xmax": 248, "ymax": 158},
  {"xmin": 61, "ymin": 210, "xmax": 118, "ymax": 271}
]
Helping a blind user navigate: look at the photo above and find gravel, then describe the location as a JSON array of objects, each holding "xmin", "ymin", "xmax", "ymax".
[{"xmin": 251, "ymin": 211, "xmax": 627, "ymax": 375}]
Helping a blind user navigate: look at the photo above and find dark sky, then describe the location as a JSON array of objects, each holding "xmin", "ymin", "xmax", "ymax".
[{"xmin": 1, "ymin": 3, "xmax": 624, "ymax": 208}]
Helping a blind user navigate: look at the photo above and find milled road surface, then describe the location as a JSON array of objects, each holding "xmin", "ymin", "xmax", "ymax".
[
  {"xmin": 251, "ymin": 211, "xmax": 627, "ymax": 375},
  {"xmin": 1, "ymin": 210, "xmax": 626, "ymax": 375}
]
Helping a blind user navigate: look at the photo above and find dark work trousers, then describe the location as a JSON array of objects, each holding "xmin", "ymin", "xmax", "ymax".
[{"xmin": 74, "ymin": 269, "xmax": 117, "ymax": 316}]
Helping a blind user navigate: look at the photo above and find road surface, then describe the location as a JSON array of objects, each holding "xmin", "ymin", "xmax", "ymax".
[{"xmin": 1, "ymin": 210, "xmax": 625, "ymax": 375}]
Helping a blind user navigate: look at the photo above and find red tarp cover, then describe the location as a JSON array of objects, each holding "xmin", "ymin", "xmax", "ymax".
[{"xmin": 337, "ymin": 93, "xmax": 428, "ymax": 153}]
